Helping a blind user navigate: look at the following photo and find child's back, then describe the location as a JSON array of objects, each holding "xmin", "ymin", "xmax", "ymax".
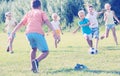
[{"xmin": 22, "ymin": 9, "xmax": 48, "ymax": 35}]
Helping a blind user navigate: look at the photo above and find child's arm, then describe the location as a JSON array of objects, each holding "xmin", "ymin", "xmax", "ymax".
[
  {"xmin": 59, "ymin": 25, "xmax": 63, "ymax": 34},
  {"xmin": 9, "ymin": 21, "xmax": 23, "ymax": 41},
  {"xmin": 104, "ymin": 13, "xmax": 107, "ymax": 22},
  {"xmin": 73, "ymin": 26, "xmax": 80, "ymax": 34},
  {"xmin": 112, "ymin": 11, "xmax": 120, "ymax": 23},
  {"xmin": 11, "ymin": 21, "xmax": 23, "ymax": 34},
  {"xmin": 45, "ymin": 20, "xmax": 55, "ymax": 31},
  {"xmin": 82, "ymin": 22, "xmax": 90, "ymax": 26},
  {"xmin": 97, "ymin": 9, "xmax": 105, "ymax": 16}
]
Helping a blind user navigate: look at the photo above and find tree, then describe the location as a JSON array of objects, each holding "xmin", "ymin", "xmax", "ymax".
[
  {"xmin": 41, "ymin": 0, "xmax": 48, "ymax": 12},
  {"xmin": 110, "ymin": 0, "xmax": 120, "ymax": 19},
  {"xmin": 63, "ymin": 0, "xmax": 84, "ymax": 27}
]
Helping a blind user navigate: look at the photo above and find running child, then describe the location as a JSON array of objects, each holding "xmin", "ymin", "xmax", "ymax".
[
  {"xmin": 51, "ymin": 13, "xmax": 63, "ymax": 48},
  {"xmin": 4, "ymin": 12, "xmax": 17, "ymax": 53},
  {"xmin": 9, "ymin": 0, "xmax": 58, "ymax": 73},
  {"xmin": 86, "ymin": 5, "xmax": 104, "ymax": 52},
  {"xmin": 100, "ymin": 3, "xmax": 120, "ymax": 45},
  {"xmin": 73, "ymin": 10, "xmax": 94, "ymax": 52}
]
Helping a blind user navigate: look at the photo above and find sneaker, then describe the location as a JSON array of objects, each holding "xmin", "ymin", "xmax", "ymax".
[
  {"xmin": 10, "ymin": 51, "xmax": 14, "ymax": 54},
  {"xmin": 32, "ymin": 59, "xmax": 39, "ymax": 73},
  {"xmin": 6, "ymin": 47, "xmax": 9, "ymax": 52},
  {"xmin": 100, "ymin": 36, "xmax": 105, "ymax": 40}
]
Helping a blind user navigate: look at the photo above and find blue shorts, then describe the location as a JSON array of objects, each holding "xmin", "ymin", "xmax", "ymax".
[
  {"xmin": 91, "ymin": 27, "xmax": 99, "ymax": 39},
  {"xmin": 106, "ymin": 24, "xmax": 115, "ymax": 30},
  {"xmin": 26, "ymin": 33, "xmax": 49, "ymax": 52}
]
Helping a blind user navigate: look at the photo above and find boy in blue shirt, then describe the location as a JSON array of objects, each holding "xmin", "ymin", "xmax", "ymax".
[{"xmin": 73, "ymin": 10, "xmax": 94, "ymax": 51}]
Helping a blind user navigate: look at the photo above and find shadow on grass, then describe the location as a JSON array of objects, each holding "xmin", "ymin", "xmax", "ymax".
[
  {"xmin": 101, "ymin": 46, "xmax": 120, "ymax": 51},
  {"xmin": 49, "ymin": 68, "xmax": 74, "ymax": 74},
  {"xmin": 106, "ymin": 46, "xmax": 120, "ymax": 51},
  {"xmin": 85, "ymin": 69, "xmax": 120, "ymax": 75},
  {"xmin": 49, "ymin": 68, "xmax": 120, "ymax": 75}
]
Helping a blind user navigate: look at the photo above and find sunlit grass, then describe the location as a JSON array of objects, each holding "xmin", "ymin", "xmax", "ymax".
[{"xmin": 0, "ymin": 27, "xmax": 120, "ymax": 76}]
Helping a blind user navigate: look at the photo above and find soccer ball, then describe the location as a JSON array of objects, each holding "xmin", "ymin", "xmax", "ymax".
[{"xmin": 89, "ymin": 48, "xmax": 98, "ymax": 54}]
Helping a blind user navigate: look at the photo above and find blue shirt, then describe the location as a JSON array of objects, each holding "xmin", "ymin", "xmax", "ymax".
[{"xmin": 78, "ymin": 18, "xmax": 92, "ymax": 34}]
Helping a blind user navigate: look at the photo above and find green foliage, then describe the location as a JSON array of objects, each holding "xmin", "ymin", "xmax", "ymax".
[
  {"xmin": 110, "ymin": 0, "xmax": 120, "ymax": 19},
  {"xmin": 63, "ymin": 0, "xmax": 84, "ymax": 27},
  {"xmin": 0, "ymin": 0, "xmax": 120, "ymax": 30}
]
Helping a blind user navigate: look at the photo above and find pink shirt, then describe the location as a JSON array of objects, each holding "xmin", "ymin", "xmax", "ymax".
[{"xmin": 21, "ymin": 9, "xmax": 48, "ymax": 35}]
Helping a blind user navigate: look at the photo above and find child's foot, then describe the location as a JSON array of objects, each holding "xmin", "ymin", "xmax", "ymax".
[
  {"xmin": 6, "ymin": 47, "xmax": 9, "ymax": 52},
  {"xmin": 10, "ymin": 51, "xmax": 14, "ymax": 54},
  {"xmin": 100, "ymin": 36, "xmax": 105, "ymax": 40},
  {"xmin": 57, "ymin": 40, "xmax": 60, "ymax": 44},
  {"xmin": 55, "ymin": 43, "xmax": 57, "ymax": 48},
  {"xmin": 55, "ymin": 45, "xmax": 57, "ymax": 48},
  {"xmin": 32, "ymin": 59, "xmax": 39, "ymax": 73},
  {"xmin": 116, "ymin": 42, "xmax": 118, "ymax": 45}
]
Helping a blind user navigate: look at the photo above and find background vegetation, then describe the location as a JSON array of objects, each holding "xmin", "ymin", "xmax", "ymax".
[{"xmin": 0, "ymin": 0, "xmax": 120, "ymax": 31}]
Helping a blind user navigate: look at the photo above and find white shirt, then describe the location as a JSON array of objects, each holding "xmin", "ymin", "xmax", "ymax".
[
  {"xmin": 5, "ymin": 18, "xmax": 16, "ymax": 33},
  {"xmin": 51, "ymin": 20, "xmax": 60, "ymax": 30},
  {"xmin": 86, "ymin": 11, "xmax": 98, "ymax": 28},
  {"xmin": 105, "ymin": 11, "xmax": 114, "ymax": 25}
]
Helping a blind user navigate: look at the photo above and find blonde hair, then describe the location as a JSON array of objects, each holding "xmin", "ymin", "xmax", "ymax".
[
  {"xmin": 52, "ymin": 13, "xmax": 60, "ymax": 21},
  {"xmin": 78, "ymin": 10, "xmax": 85, "ymax": 16},
  {"xmin": 5, "ymin": 12, "xmax": 11, "ymax": 17},
  {"xmin": 104, "ymin": 3, "xmax": 111, "ymax": 9}
]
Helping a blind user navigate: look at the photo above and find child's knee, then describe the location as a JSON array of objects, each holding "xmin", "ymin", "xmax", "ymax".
[
  {"xmin": 32, "ymin": 48, "xmax": 37, "ymax": 51},
  {"xmin": 43, "ymin": 51, "xmax": 49, "ymax": 56}
]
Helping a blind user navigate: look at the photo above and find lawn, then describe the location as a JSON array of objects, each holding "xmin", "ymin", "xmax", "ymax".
[{"xmin": 0, "ymin": 27, "xmax": 120, "ymax": 76}]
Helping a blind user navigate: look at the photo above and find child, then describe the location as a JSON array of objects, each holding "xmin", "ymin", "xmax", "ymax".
[
  {"xmin": 9, "ymin": 0, "xmax": 58, "ymax": 73},
  {"xmin": 86, "ymin": 5, "xmax": 104, "ymax": 52},
  {"xmin": 100, "ymin": 3, "xmax": 120, "ymax": 45},
  {"xmin": 51, "ymin": 13, "xmax": 63, "ymax": 48},
  {"xmin": 73, "ymin": 10, "xmax": 94, "ymax": 52},
  {"xmin": 5, "ymin": 12, "xmax": 17, "ymax": 53}
]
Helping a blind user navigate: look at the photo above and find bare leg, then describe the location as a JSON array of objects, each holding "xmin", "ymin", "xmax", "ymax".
[
  {"xmin": 55, "ymin": 36, "xmax": 61, "ymax": 48},
  {"xmin": 57, "ymin": 36, "xmax": 61, "ymax": 44},
  {"xmin": 36, "ymin": 51, "xmax": 49, "ymax": 62},
  {"xmin": 111, "ymin": 27, "xmax": 118, "ymax": 45},
  {"xmin": 55, "ymin": 39, "xmax": 58, "ymax": 48},
  {"xmin": 86, "ymin": 39, "xmax": 93, "ymax": 48},
  {"xmin": 31, "ymin": 48, "xmax": 37, "ymax": 63},
  {"xmin": 31, "ymin": 48, "xmax": 37, "ymax": 69},
  {"xmin": 95, "ymin": 38, "xmax": 99, "ymax": 50},
  {"xmin": 101, "ymin": 29, "xmax": 110, "ymax": 39},
  {"xmin": 105, "ymin": 29, "xmax": 110, "ymax": 38},
  {"xmin": 8, "ymin": 37, "xmax": 15, "ymax": 53}
]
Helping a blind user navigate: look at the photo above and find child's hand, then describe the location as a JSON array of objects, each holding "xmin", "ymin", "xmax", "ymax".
[{"xmin": 118, "ymin": 20, "xmax": 120, "ymax": 24}]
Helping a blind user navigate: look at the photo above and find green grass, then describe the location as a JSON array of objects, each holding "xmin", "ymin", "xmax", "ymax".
[{"xmin": 0, "ymin": 28, "xmax": 120, "ymax": 76}]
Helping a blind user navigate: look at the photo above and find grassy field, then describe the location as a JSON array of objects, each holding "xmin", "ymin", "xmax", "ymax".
[{"xmin": 0, "ymin": 28, "xmax": 120, "ymax": 76}]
